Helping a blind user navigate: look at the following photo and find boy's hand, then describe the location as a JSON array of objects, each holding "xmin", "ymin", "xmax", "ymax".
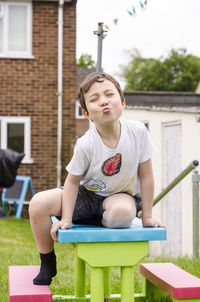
[
  {"xmin": 142, "ymin": 217, "xmax": 165, "ymax": 228},
  {"xmin": 50, "ymin": 219, "xmax": 72, "ymax": 242}
]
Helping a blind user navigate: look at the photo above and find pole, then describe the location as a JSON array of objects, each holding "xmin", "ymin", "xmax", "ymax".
[
  {"xmin": 153, "ymin": 160, "xmax": 199, "ymax": 206},
  {"xmin": 57, "ymin": 0, "xmax": 64, "ymax": 187},
  {"xmin": 96, "ymin": 23, "xmax": 103, "ymax": 72},
  {"xmin": 94, "ymin": 23, "xmax": 107, "ymax": 72},
  {"xmin": 192, "ymin": 168, "xmax": 200, "ymax": 258},
  {"xmin": 137, "ymin": 160, "xmax": 199, "ymax": 219}
]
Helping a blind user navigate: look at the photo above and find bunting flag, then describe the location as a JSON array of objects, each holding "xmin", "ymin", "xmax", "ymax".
[
  {"xmin": 101, "ymin": 23, "xmax": 110, "ymax": 31},
  {"xmin": 98, "ymin": 0, "xmax": 149, "ymax": 33},
  {"xmin": 113, "ymin": 18, "xmax": 118, "ymax": 25},
  {"xmin": 127, "ymin": 6, "xmax": 137, "ymax": 16},
  {"xmin": 127, "ymin": 0, "xmax": 148, "ymax": 17}
]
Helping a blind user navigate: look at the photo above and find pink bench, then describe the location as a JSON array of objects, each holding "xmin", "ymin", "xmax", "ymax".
[
  {"xmin": 140, "ymin": 262, "xmax": 200, "ymax": 301},
  {"xmin": 9, "ymin": 266, "xmax": 52, "ymax": 302}
]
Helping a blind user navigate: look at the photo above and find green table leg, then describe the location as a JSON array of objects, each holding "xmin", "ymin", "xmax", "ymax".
[
  {"xmin": 77, "ymin": 241, "xmax": 148, "ymax": 301},
  {"xmin": 121, "ymin": 266, "xmax": 134, "ymax": 302},
  {"xmin": 91, "ymin": 267, "xmax": 104, "ymax": 302},
  {"xmin": 75, "ymin": 248, "xmax": 86, "ymax": 298},
  {"xmin": 104, "ymin": 267, "xmax": 111, "ymax": 297}
]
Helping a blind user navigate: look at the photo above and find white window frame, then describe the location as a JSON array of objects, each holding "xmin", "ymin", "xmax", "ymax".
[
  {"xmin": 0, "ymin": 116, "xmax": 33, "ymax": 163},
  {"xmin": 0, "ymin": 1, "xmax": 33, "ymax": 59},
  {"xmin": 75, "ymin": 100, "xmax": 86, "ymax": 119}
]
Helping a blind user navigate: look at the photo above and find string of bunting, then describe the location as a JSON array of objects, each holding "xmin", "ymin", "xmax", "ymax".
[{"xmin": 101, "ymin": 0, "xmax": 148, "ymax": 31}]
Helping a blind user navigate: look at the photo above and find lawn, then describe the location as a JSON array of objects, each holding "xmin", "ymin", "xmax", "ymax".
[{"xmin": 1, "ymin": 217, "xmax": 200, "ymax": 302}]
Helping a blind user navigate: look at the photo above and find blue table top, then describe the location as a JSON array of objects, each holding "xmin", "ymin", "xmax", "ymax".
[{"xmin": 51, "ymin": 217, "xmax": 166, "ymax": 243}]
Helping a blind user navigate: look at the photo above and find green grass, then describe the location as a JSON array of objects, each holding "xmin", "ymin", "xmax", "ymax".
[{"xmin": 1, "ymin": 218, "xmax": 200, "ymax": 302}]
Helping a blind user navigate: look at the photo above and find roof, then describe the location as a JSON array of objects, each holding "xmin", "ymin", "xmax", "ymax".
[
  {"xmin": 124, "ymin": 91, "xmax": 200, "ymax": 113},
  {"xmin": 76, "ymin": 67, "xmax": 96, "ymax": 93}
]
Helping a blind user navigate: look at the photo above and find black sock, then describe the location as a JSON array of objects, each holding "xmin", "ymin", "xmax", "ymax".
[{"xmin": 33, "ymin": 250, "xmax": 57, "ymax": 285}]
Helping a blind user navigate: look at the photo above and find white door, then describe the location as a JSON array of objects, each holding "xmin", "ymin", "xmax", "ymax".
[{"xmin": 161, "ymin": 122, "xmax": 182, "ymax": 257}]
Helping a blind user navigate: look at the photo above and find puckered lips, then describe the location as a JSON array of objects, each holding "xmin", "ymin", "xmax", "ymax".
[{"xmin": 102, "ymin": 107, "xmax": 111, "ymax": 113}]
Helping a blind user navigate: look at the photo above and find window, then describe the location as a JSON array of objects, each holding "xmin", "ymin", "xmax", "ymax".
[
  {"xmin": 0, "ymin": 116, "xmax": 33, "ymax": 163},
  {"xmin": 0, "ymin": 3, "xmax": 3, "ymax": 52},
  {"xmin": 0, "ymin": 1, "xmax": 33, "ymax": 58},
  {"xmin": 75, "ymin": 101, "xmax": 85, "ymax": 119}
]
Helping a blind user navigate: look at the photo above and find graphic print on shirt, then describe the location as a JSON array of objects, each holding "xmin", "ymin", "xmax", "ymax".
[
  {"xmin": 111, "ymin": 178, "xmax": 135, "ymax": 195},
  {"xmin": 83, "ymin": 179, "xmax": 106, "ymax": 192},
  {"xmin": 102, "ymin": 153, "xmax": 122, "ymax": 176}
]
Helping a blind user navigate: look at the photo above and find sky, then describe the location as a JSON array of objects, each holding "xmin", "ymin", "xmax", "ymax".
[{"xmin": 76, "ymin": 0, "xmax": 200, "ymax": 87}]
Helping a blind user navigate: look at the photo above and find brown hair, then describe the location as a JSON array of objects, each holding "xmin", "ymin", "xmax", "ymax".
[{"xmin": 78, "ymin": 72, "xmax": 124, "ymax": 112}]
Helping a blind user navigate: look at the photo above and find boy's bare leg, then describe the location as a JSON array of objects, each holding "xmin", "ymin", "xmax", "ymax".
[
  {"xmin": 29, "ymin": 188, "xmax": 62, "ymax": 285},
  {"xmin": 29, "ymin": 188, "xmax": 62, "ymax": 253},
  {"xmin": 102, "ymin": 193, "xmax": 137, "ymax": 228}
]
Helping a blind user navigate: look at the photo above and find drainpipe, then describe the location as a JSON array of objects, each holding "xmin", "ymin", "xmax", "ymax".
[{"xmin": 57, "ymin": 0, "xmax": 64, "ymax": 187}]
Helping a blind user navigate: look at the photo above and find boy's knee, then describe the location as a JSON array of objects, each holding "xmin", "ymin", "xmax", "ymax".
[
  {"xmin": 102, "ymin": 203, "xmax": 136, "ymax": 228},
  {"xmin": 112, "ymin": 203, "xmax": 135, "ymax": 218},
  {"xmin": 29, "ymin": 192, "xmax": 45, "ymax": 217}
]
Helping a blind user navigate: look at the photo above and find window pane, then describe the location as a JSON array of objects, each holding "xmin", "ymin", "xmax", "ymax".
[
  {"xmin": 8, "ymin": 5, "xmax": 27, "ymax": 51},
  {"xmin": 78, "ymin": 106, "xmax": 83, "ymax": 116},
  {"xmin": 7, "ymin": 123, "xmax": 24, "ymax": 153},
  {"xmin": 0, "ymin": 18, "xmax": 2, "ymax": 53}
]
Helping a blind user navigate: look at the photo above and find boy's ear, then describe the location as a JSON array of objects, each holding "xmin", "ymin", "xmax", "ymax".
[
  {"xmin": 82, "ymin": 109, "xmax": 90, "ymax": 120},
  {"xmin": 122, "ymin": 98, "xmax": 126, "ymax": 107}
]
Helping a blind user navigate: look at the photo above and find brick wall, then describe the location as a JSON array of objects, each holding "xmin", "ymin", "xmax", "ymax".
[
  {"xmin": 76, "ymin": 119, "xmax": 89, "ymax": 138},
  {"xmin": 0, "ymin": 0, "xmax": 76, "ymax": 192}
]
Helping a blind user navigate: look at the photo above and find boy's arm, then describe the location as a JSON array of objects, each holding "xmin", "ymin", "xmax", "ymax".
[
  {"xmin": 138, "ymin": 159, "xmax": 165, "ymax": 228},
  {"xmin": 61, "ymin": 173, "xmax": 83, "ymax": 225},
  {"xmin": 50, "ymin": 173, "xmax": 83, "ymax": 242}
]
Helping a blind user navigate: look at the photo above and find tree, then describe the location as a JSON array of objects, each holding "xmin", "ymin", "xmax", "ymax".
[
  {"xmin": 77, "ymin": 53, "xmax": 96, "ymax": 68},
  {"xmin": 120, "ymin": 48, "xmax": 200, "ymax": 92}
]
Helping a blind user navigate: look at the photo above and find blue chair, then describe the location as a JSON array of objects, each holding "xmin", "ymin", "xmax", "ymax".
[{"xmin": 2, "ymin": 176, "xmax": 34, "ymax": 218}]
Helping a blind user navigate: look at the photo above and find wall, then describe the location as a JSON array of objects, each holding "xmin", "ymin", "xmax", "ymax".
[
  {"xmin": 123, "ymin": 107, "xmax": 200, "ymax": 256},
  {"xmin": 76, "ymin": 119, "xmax": 89, "ymax": 138}
]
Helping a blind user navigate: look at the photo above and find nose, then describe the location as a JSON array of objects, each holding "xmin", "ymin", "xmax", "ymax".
[{"xmin": 99, "ymin": 97, "xmax": 108, "ymax": 107}]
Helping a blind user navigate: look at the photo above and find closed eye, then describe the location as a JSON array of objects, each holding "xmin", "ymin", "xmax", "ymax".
[{"xmin": 90, "ymin": 98, "xmax": 97, "ymax": 102}]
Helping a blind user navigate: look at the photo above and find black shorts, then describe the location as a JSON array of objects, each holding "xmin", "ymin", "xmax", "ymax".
[{"xmin": 58, "ymin": 185, "xmax": 141, "ymax": 226}]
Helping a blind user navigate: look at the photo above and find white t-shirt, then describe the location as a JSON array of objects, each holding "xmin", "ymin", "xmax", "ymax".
[{"xmin": 66, "ymin": 119, "xmax": 156, "ymax": 197}]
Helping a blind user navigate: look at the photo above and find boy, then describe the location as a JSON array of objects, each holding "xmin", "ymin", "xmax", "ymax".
[{"xmin": 29, "ymin": 72, "xmax": 164, "ymax": 286}]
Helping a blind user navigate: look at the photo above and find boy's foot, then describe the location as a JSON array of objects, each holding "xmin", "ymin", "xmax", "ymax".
[{"xmin": 33, "ymin": 250, "xmax": 57, "ymax": 285}]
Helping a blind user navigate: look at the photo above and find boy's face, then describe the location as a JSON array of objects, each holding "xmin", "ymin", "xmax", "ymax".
[{"xmin": 83, "ymin": 79, "xmax": 126, "ymax": 126}]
